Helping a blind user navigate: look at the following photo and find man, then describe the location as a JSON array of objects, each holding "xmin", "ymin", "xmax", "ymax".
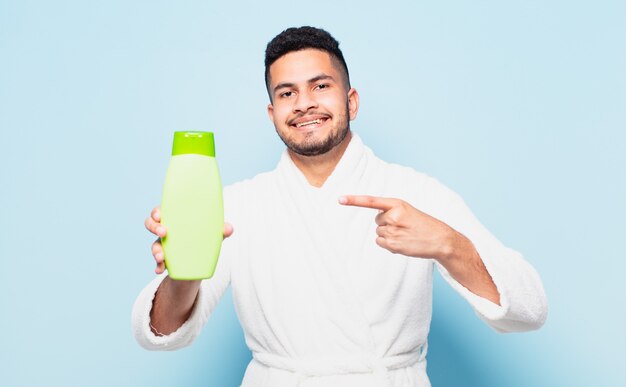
[{"xmin": 133, "ymin": 26, "xmax": 548, "ymax": 387}]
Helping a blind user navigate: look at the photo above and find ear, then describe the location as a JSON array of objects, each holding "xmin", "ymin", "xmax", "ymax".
[
  {"xmin": 267, "ymin": 103, "xmax": 275, "ymax": 123},
  {"xmin": 347, "ymin": 88, "xmax": 360, "ymax": 121}
]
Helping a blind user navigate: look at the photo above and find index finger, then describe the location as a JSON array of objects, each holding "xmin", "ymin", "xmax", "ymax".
[{"xmin": 338, "ymin": 195, "xmax": 397, "ymax": 211}]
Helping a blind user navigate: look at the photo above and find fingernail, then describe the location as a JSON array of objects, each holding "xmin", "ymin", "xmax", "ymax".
[
  {"xmin": 155, "ymin": 252, "xmax": 163, "ymax": 260},
  {"xmin": 157, "ymin": 226, "xmax": 165, "ymax": 235},
  {"xmin": 338, "ymin": 196, "xmax": 347, "ymax": 204}
]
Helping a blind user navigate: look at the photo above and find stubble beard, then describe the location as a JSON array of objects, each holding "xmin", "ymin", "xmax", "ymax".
[{"xmin": 276, "ymin": 105, "xmax": 350, "ymax": 157}]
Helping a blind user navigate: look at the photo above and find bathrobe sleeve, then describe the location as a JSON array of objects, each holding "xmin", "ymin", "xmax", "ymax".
[
  {"xmin": 131, "ymin": 249, "xmax": 232, "ymax": 350},
  {"xmin": 419, "ymin": 176, "xmax": 548, "ymax": 333},
  {"xmin": 131, "ymin": 185, "xmax": 239, "ymax": 350}
]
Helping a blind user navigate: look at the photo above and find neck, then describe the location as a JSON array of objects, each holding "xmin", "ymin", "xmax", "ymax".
[{"xmin": 288, "ymin": 130, "xmax": 353, "ymax": 188}]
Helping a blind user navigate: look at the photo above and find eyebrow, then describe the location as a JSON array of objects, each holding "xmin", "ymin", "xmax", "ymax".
[{"xmin": 273, "ymin": 74, "xmax": 336, "ymax": 95}]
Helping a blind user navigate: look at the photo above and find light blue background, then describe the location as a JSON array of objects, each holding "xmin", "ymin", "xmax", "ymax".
[{"xmin": 1, "ymin": 1, "xmax": 624, "ymax": 386}]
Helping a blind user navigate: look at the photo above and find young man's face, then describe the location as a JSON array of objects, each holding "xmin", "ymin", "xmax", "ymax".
[{"xmin": 267, "ymin": 49, "xmax": 359, "ymax": 156}]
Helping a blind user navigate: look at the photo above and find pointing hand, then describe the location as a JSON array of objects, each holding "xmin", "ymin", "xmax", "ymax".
[{"xmin": 339, "ymin": 195, "xmax": 455, "ymax": 261}]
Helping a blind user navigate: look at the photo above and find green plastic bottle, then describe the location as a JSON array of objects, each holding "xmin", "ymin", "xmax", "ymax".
[{"xmin": 160, "ymin": 131, "xmax": 224, "ymax": 280}]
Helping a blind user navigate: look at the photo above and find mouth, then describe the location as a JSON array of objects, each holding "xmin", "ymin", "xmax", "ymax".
[{"xmin": 289, "ymin": 115, "xmax": 330, "ymax": 129}]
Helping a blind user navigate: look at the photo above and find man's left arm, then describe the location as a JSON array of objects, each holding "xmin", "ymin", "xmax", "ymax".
[
  {"xmin": 339, "ymin": 192, "xmax": 548, "ymax": 333},
  {"xmin": 339, "ymin": 195, "xmax": 500, "ymax": 303}
]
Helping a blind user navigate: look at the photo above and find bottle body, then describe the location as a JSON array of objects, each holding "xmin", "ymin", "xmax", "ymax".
[{"xmin": 160, "ymin": 153, "xmax": 224, "ymax": 279}]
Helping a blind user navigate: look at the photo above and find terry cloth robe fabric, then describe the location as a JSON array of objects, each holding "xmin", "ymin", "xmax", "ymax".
[{"xmin": 132, "ymin": 133, "xmax": 548, "ymax": 387}]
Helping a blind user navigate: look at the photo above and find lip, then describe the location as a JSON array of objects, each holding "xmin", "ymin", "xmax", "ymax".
[{"xmin": 288, "ymin": 114, "xmax": 331, "ymax": 128}]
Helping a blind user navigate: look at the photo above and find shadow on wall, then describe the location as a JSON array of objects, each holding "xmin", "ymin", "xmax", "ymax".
[
  {"xmin": 427, "ymin": 272, "xmax": 502, "ymax": 387},
  {"xmin": 428, "ymin": 312, "xmax": 490, "ymax": 386}
]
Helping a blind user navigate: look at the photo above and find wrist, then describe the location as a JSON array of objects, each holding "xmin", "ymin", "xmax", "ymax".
[
  {"xmin": 436, "ymin": 230, "xmax": 470, "ymax": 268},
  {"xmin": 164, "ymin": 276, "xmax": 201, "ymax": 293}
]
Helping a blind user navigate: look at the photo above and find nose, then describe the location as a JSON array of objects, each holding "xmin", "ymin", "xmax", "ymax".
[{"xmin": 293, "ymin": 89, "xmax": 318, "ymax": 113}]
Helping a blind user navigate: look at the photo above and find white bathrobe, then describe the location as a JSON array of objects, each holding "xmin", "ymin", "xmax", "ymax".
[{"xmin": 132, "ymin": 134, "xmax": 548, "ymax": 387}]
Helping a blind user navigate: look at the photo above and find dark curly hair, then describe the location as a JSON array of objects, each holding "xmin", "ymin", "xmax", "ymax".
[{"xmin": 264, "ymin": 26, "xmax": 351, "ymax": 100}]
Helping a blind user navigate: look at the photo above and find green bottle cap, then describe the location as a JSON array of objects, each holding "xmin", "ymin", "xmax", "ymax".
[{"xmin": 171, "ymin": 131, "xmax": 215, "ymax": 157}]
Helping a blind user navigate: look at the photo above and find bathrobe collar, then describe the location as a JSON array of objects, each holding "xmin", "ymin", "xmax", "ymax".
[{"xmin": 276, "ymin": 132, "xmax": 368, "ymax": 197}]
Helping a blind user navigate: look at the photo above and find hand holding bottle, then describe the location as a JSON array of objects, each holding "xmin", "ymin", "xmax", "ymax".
[{"xmin": 144, "ymin": 206, "xmax": 234, "ymax": 275}]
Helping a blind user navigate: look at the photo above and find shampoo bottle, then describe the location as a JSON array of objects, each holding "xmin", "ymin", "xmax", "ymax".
[{"xmin": 160, "ymin": 131, "xmax": 224, "ymax": 280}]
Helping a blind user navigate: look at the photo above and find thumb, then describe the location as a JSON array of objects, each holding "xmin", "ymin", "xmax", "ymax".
[{"xmin": 223, "ymin": 222, "xmax": 234, "ymax": 238}]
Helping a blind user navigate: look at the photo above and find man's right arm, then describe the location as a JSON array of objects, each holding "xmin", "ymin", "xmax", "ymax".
[{"xmin": 134, "ymin": 206, "xmax": 233, "ymax": 348}]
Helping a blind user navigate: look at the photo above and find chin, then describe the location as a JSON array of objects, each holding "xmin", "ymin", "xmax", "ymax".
[{"xmin": 276, "ymin": 121, "xmax": 349, "ymax": 156}]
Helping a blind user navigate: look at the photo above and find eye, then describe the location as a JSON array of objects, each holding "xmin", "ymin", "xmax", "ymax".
[
  {"xmin": 316, "ymin": 83, "xmax": 329, "ymax": 90},
  {"xmin": 280, "ymin": 91, "xmax": 294, "ymax": 98}
]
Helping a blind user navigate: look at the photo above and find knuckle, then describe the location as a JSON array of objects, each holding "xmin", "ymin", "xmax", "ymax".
[
  {"xmin": 145, "ymin": 220, "xmax": 158, "ymax": 235},
  {"xmin": 387, "ymin": 239, "xmax": 399, "ymax": 252},
  {"xmin": 152, "ymin": 240, "xmax": 162, "ymax": 253}
]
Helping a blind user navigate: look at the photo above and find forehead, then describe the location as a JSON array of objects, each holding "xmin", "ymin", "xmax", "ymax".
[{"xmin": 269, "ymin": 49, "xmax": 340, "ymax": 86}]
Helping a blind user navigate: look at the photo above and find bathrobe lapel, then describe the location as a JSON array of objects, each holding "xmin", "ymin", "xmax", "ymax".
[{"xmin": 275, "ymin": 134, "xmax": 380, "ymax": 354}]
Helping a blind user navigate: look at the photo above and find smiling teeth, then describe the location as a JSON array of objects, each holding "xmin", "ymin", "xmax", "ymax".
[{"xmin": 295, "ymin": 119, "xmax": 321, "ymax": 128}]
